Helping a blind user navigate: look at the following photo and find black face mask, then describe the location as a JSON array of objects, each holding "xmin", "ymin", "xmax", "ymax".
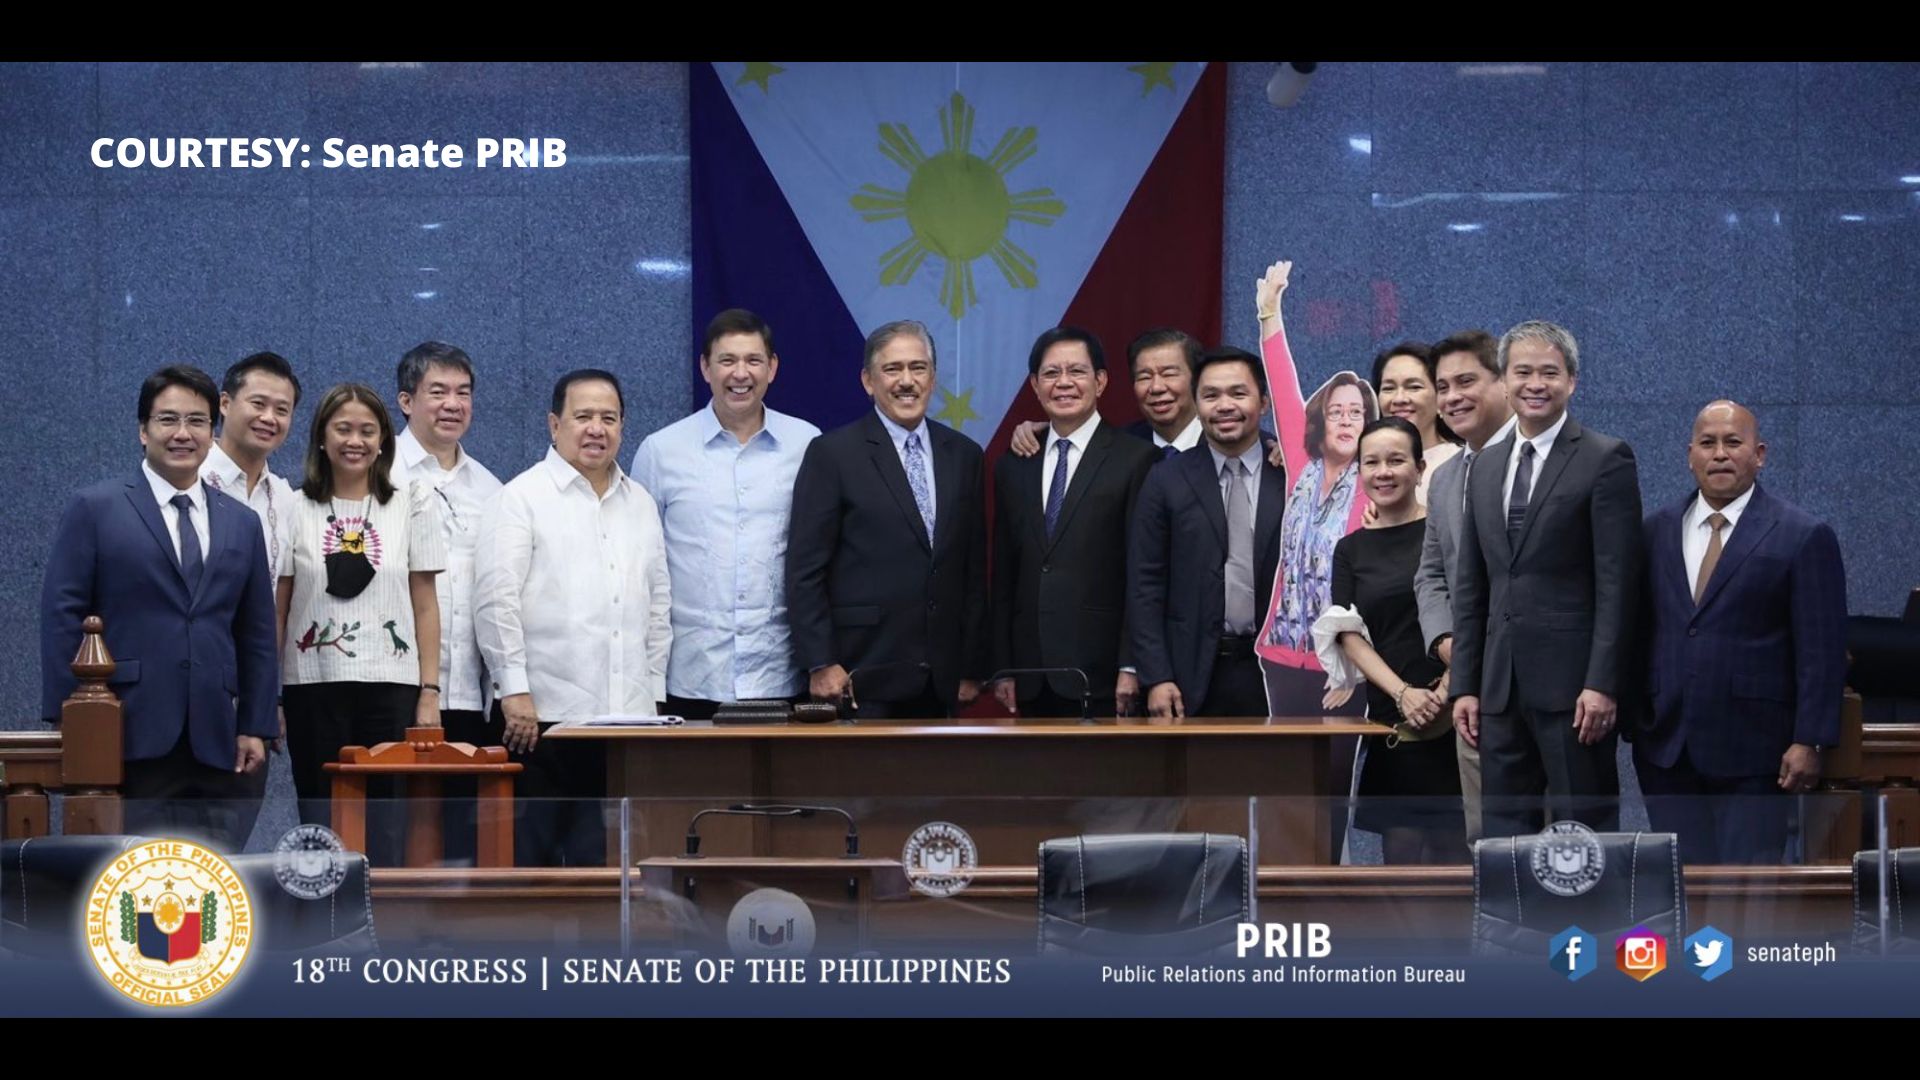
[
  {"xmin": 325, "ymin": 548, "xmax": 375, "ymax": 599},
  {"xmin": 324, "ymin": 507, "xmax": 376, "ymax": 599}
]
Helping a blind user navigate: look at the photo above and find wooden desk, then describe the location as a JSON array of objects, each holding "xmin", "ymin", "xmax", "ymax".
[{"xmin": 547, "ymin": 716, "xmax": 1379, "ymax": 867}]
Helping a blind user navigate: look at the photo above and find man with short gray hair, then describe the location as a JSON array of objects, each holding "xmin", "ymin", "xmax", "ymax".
[
  {"xmin": 785, "ymin": 320, "xmax": 988, "ymax": 718},
  {"xmin": 390, "ymin": 341, "xmax": 503, "ymax": 863},
  {"xmin": 1450, "ymin": 320, "xmax": 1642, "ymax": 837}
]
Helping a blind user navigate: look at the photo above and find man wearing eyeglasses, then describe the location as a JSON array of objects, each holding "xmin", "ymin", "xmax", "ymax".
[
  {"xmin": 389, "ymin": 341, "xmax": 504, "ymax": 864},
  {"xmin": 990, "ymin": 327, "xmax": 1157, "ymax": 718},
  {"xmin": 39, "ymin": 365, "xmax": 279, "ymax": 852}
]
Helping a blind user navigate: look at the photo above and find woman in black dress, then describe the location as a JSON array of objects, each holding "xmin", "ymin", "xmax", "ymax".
[{"xmin": 1331, "ymin": 417, "xmax": 1464, "ymax": 864}]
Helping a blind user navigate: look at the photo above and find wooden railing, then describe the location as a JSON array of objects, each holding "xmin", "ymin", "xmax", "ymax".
[{"xmin": 0, "ymin": 616, "xmax": 122, "ymax": 838}]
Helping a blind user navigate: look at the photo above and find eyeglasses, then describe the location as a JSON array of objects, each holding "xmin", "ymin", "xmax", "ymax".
[
  {"xmin": 150, "ymin": 412, "xmax": 213, "ymax": 433},
  {"xmin": 1325, "ymin": 407, "xmax": 1367, "ymax": 422}
]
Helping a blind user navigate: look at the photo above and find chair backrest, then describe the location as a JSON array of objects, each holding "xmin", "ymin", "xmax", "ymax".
[
  {"xmin": 1, "ymin": 836, "xmax": 376, "ymax": 959},
  {"xmin": 1472, "ymin": 831, "xmax": 1685, "ymax": 958},
  {"xmin": 1037, "ymin": 833, "xmax": 1251, "ymax": 957},
  {"xmin": 1851, "ymin": 847, "xmax": 1919, "ymax": 953}
]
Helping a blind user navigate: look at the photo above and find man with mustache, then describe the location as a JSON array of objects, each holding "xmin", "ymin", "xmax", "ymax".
[
  {"xmin": 990, "ymin": 326, "xmax": 1157, "ymax": 717},
  {"xmin": 1450, "ymin": 321, "xmax": 1642, "ymax": 836},
  {"xmin": 1413, "ymin": 330, "xmax": 1514, "ymax": 846},
  {"xmin": 1634, "ymin": 401, "xmax": 1845, "ymax": 863},
  {"xmin": 1129, "ymin": 348, "xmax": 1288, "ymax": 718},
  {"xmin": 786, "ymin": 321, "xmax": 988, "ymax": 718},
  {"xmin": 475, "ymin": 370, "xmax": 672, "ymax": 865}
]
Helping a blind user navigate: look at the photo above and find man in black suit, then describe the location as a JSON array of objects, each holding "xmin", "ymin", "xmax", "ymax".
[
  {"xmin": 1450, "ymin": 321, "xmax": 1642, "ymax": 836},
  {"xmin": 1130, "ymin": 347, "xmax": 1288, "ymax": 718},
  {"xmin": 786, "ymin": 320, "xmax": 988, "ymax": 718},
  {"xmin": 992, "ymin": 327, "xmax": 1157, "ymax": 718}
]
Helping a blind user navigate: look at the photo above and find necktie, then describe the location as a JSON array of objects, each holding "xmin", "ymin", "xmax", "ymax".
[
  {"xmin": 171, "ymin": 493, "xmax": 204, "ymax": 594},
  {"xmin": 1506, "ymin": 441, "xmax": 1535, "ymax": 543},
  {"xmin": 904, "ymin": 432, "xmax": 934, "ymax": 543},
  {"xmin": 1162, "ymin": 443, "xmax": 1179, "ymax": 461},
  {"xmin": 1044, "ymin": 437, "xmax": 1071, "ymax": 538},
  {"xmin": 1694, "ymin": 511, "xmax": 1728, "ymax": 605},
  {"xmin": 1224, "ymin": 460, "xmax": 1255, "ymax": 634},
  {"xmin": 1459, "ymin": 448, "xmax": 1477, "ymax": 516}
]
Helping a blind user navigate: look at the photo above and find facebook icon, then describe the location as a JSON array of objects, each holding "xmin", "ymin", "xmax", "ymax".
[{"xmin": 1550, "ymin": 925, "xmax": 1597, "ymax": 981}]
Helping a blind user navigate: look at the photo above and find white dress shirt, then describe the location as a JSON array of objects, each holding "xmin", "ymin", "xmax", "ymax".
[
  {"xmin": 475, "ymin": 447, "xmax": 672, "ymax": 721},
  {"xmin": 390, "ymin": 427, "xmax": 505, "ymax": 712},
  {"xmin": 143, "ymin": 460, "xmax": 210, "ymax": 562},
  {"xmin": 1039, "ymin": 412, "xmax": 1102, "ymax": 513},
  {"xmin": 200, "ymin": 440, "xmax": 297, "ymax": 582},
  {"xmin": 1154, "ymin": 415, "xmax": 1203, "ymax": 452},
  {"xmin": 1502, "ymin": 410, "xmax": 1571, "ymax": 509},
  {"xmin": 631, "ymin": 404, "xmax": 820, "ymax": 702},
  {"xmin": 875, "ymin": 407, "xmax": 937, "ymax": 517},
  {"xmin": 1683, "ymin": 485, "xmax": 1755, "ymax": 597}
]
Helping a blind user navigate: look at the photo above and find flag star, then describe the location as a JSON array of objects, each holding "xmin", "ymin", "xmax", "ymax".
[
  {"xmin": 934, "ymin": 387, "xmax": 979, "ymax": 430},
  {"xmin": 1128, "ymin": 62, "xmax": 1177, "ymax": 96},
  {"xmin": 737, "ymin": 62, "xmax": 787, "ymax": 94}
]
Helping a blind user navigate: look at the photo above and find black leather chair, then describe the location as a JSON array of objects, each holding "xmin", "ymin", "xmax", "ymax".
[
  {"xmin": 1037, "ymin": 833, "xmax": 1251, "ymax": 957},
  {"xmin": 1, "ymin": 836, "xmax": 377, "ymax": 959},
  {"xmin": 1852, "ymin": 847, "xmax": 1918, "ymax": 953},
  {"xmin": 1848, "ymin": 598, "xmax": 1920, "ymax": 723},
  {"xmin": 1472, "ymin": 831, "xmax": 1685, "ymax": 958}
]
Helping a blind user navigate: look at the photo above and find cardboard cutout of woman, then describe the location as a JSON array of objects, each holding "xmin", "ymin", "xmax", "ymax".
[{"xmin": 1253, "ymin": 260, "xmax": 1379, "ymax": 717}]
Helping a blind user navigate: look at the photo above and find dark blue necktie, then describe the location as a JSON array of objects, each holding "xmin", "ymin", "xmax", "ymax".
[
  {"xmin": 1044, "ymin": 437, "xmax": 1071, "ymax": 538},
  {"xmin": 171, "ymin": 493, "xmax": 204, "ymax": 594},
  {"xmin": 1162, "ymin": 443, "xmax": 1178, "ymax": 461},
  {"xmin": 1507, "ymin": 442, "xmax": 1535, "ymax": 543}
]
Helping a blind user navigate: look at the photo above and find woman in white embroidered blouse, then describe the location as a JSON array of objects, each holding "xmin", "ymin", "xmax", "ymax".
[{"xmin": 275, "ymin": 383, "xmax": 445, "ymax": 860}]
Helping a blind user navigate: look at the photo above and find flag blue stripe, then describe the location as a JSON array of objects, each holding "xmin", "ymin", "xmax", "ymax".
[{"xmin": 691, "ymin": 62, "xmax": 871, "ymax": 432}]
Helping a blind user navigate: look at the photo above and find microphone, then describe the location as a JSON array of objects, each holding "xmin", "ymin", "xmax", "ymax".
[
  {"xmin": 987, "ymin": 667, "xmax": 1094, "ymax": 720},
  {"xmin": 683, "ymin": 803, "xmax": 860, "ymax": 858}
]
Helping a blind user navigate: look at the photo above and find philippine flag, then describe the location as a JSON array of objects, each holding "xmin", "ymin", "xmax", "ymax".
[{"xmin": 691, "ymin": 61, "xmax": 1225, "ymax": 453}]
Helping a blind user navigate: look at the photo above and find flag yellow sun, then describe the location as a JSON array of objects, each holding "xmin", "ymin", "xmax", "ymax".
[{"xmin": 851, "ymin": 92, "xmax": 1066, "ymax": 319}]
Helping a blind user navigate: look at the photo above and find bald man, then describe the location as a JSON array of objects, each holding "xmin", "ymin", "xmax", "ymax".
[{"xmin": 1633, "ymin": 401, "xmax": 1847, "ymax": 864}]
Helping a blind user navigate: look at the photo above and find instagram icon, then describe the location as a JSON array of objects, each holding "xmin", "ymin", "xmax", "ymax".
[{"xmin": 1614, "ymin": 928, "xmax": 1667, "ymax": 981}]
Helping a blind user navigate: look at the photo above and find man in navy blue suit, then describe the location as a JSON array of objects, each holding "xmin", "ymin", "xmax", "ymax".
[
  {"xmin": 1634, "ymin": 401, "xmax": 1846, "ymax": 864},
  {"xmin": 1129, "ymin": 347, "xmax": 1287, "ymax": 718},
  {"xmin": 40, "ymin": 366, "xmax": 279, "ymax": 852}
]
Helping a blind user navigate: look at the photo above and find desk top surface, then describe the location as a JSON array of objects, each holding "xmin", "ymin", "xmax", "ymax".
[{"xmin": 546, "ymin": 716, "xmax": 1384, "ymax": 739}]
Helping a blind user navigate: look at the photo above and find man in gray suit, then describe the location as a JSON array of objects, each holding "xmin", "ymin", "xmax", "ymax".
[
  {"xmin": 1414, "ymin": 330, "xmax": 1513, "ymax": 845},
  {"xmin": 1450, "ymin": 321, "xmax": 1642, "ymax": 837}
]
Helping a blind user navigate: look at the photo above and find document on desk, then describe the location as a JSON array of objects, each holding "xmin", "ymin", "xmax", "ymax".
[{"xmin": 569, "ymin": 715, "xmax": 686, "ymax": 727}]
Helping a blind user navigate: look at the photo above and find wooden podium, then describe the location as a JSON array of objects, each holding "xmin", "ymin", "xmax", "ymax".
[{"xmin": 326, "ymin": 727, "xmax": 523, "ymax": 867}]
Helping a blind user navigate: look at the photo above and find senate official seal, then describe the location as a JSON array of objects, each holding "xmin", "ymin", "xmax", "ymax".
[
  {"xmin": 85, "ymin": 838, "xmax": 255, "ymax": 1007},
  {"xmin": 274, "ymin": 824, "xmax": 348, "ymax": 900},
  {"xmin": 903, "ymin": 821, "xmax": 977, "ymax": 898},
  {"xmin": 1530, "ymin": 821, "xmax": 1606, "ymax": 898}
]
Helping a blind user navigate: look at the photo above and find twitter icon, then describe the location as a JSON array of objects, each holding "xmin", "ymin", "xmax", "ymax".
[{"xmin": 1684, "ymin": 926, "xmax": 1735, "ymax": 981}]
